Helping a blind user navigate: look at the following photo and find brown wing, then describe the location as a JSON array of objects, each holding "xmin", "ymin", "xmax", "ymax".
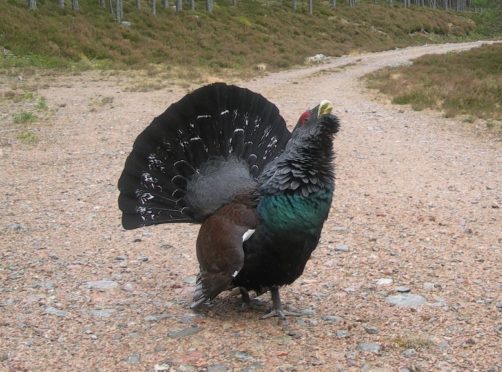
[{"xmin": 191, "ymin": 201, "xmax": 258, "ymax": 308}]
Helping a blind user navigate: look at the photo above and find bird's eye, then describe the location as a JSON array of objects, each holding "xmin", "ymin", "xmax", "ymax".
[{"xmin": 298, "ymin": 111, "xmax": 310, "ymax": 126}]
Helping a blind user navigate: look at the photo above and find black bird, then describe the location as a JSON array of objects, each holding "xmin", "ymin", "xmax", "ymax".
[{"xmin": 118, "ymin": 83, "xmax": 340, "ymax": 318}]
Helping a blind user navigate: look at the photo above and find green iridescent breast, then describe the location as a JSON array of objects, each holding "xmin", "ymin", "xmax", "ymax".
[{"xmin": 257, "ymin": 190, "xmax": 333, "ymax": 236}]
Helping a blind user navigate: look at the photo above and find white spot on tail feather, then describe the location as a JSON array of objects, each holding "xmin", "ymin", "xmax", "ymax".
[{"xmin": 242, "ymin": 229, "xmax": 255, "ymax": 242}]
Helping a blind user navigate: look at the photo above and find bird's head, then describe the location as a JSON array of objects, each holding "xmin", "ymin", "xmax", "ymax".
[{"xmin": 290, "ymin": 100, "xmax": 340, "ymax": 143}]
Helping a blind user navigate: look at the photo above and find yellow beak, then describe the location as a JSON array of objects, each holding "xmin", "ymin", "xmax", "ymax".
[{"xmin": 318, "ymin": 100, "xmax": 333, "ymax": 117}]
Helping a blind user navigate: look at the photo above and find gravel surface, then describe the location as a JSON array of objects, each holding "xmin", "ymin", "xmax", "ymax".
[{"xmin": 1, "ymin": 41, "xmax": 501, "ymax": 371}]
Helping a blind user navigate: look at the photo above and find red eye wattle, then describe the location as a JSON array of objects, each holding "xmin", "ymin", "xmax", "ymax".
[{"xmin": 299, "ymin": 111, "xmax": 310, "ymax": 125}]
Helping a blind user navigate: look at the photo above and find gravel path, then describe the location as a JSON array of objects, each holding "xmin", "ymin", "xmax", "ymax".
[{"xmin": 1, "ymin": 41, "xmax": 500, "ymax": 371}]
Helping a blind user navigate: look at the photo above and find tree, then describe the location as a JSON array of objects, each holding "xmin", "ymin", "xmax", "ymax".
[
  {"xmin": 151, "ymin": 0, "xmax": 156, "ymax": 15},
  {"xmin": 116, "ymin": 0, "xmax": 123, "ymax": 22},
  {"xmin": 27, "ymin": 0, "xmax": 36, "ymax": 9},
  {"xmin": 136, "ymin": 0, "xmax": 141, "ymax": 9},
  {"xmin": 176, "ymin": 0, "xmax": 182, "ymax": 11},
  {"xmin": 331, "ymin": 0, "xmax": 337, "ymax": 7},
  {"xmin": 59, "ymin": 0, "xmax": 65, "ymax": 8},
  {"xmin": 162, "ymin": 0, "xmax": 169, "ymax": 8},
  {"xmin": 308, "ymin": 0, "xmax": 313, "ymax": 14},
  {"xmin": 190, "ymin": 0, "xmax": 195, "ymax": 9},
  {"xmin": 206, "ymin": 0, "xmax": 213, "ymax": 12},
  {"xmin": 292, "ymin": 0, "xmax": 297, "ymax": 10},
  {"xmin": 72, "ymin": 0, "xmax": 79, "ymax": 10}
]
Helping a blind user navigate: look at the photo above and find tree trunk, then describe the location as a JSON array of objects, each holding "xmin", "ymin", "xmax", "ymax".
[
  {"xmin": 308, "ymin": 0, "xmax": 313, "ymax": 15},
  {"xmin": 162, "ymin": 0, "xmax": 168, "ymax": 8},
  {"xmin": 176, "ymin": 0, "xmax": 182, "ymax": 11},
  {"xmin": 99, "ymin": 0, "xmax": 105, "ymax": 7},
  {"xmin": 331, "ymin": 0, "xmax": 336, "ymax": 7},
  {"xmin": 292, "ymin": 0, "xmax": 297, "ymax": 10},
  {"xmin": 190, "ymin": 0, "xmax": 195, "ymax": 9},
  {"xmin": 232, "ymin": 0, "xmax": 237, "ymax": 5},
  {"xmin": 151, "ymin": 0, "xmax": 156, "ymax": 15},
  {"xmin": 206, "ymin": 0, "xmax": 213, "ymax": 12},
  {"xmin": 116, "ymin": 0, "xmax": 123, "ymax": 22},
  {"xmin": 72, "ymin": 0, "xmax": 79, "ymax": 11},
  {"xmin": 136, "ymin": 0, "xmax": 141, "ymax": 9},
  {"xmin": 59, "ymin": 0, "xmax": 65, "ymax": 8},
  {"xmin": 27, "ymin": 0, "xmax": 37, "ymax": 9}
]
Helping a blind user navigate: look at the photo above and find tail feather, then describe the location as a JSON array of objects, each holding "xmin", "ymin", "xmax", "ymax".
[{"xmin": 118, "ymin": 83, "xmax": 291, "ymax": 229}]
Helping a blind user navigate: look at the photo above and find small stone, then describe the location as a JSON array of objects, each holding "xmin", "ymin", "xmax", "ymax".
[
  {"xmin": 423, "ymin": 282, "xmax": 435, "ymax": 291},
  {"xmin": 464, "ymin": 338, "xmax": 476, "ymax": 346},
  {"xmin": 403, "ymin": 348, "xmax": 416, "ymax": 358},
  {"xmin": 7, "ymin": 223, "xmax": 25, "ymax": 231},
  {"xmin": 376, "ymin": 278, "xmax": 393, "ymax": 286},
  {"xmin": 438, "ymin": 340, "xmax": 449, "ymax": 351},
  {"xmin": 168, "ymin": 325, "xmax": 201, "ymax": 339},
  {"xmin": 399, "ymin": 369, "xmax": 411, "ymax": 372},
  {"xmin": 207, "ymin": 365, "xmax": 228, "ymax": 372},
  {"xmin": 234, "ymin": 351, "xmax": 254, "ymax": 361},
  {"xmin": 183, "ymin": 276, "xmax": 197, "ymax": 285},
  {"xmin": 386, "ymin": 294, "xmax": 426, "ymax": 308},
  {"xmin": 45, "ymin": 306, "xmax": 68, "ymax": 317},
  {"xmin": 85, "ymin": 280, "xmax": 118, "ymax": 290},
  {"xmin": 0, "ymin": 352, "xmax": 8, "ymax": 362},
  {"xmin": 336, "ymin": 330, "xmax": 349, "ymax": 338},
  {"xmin": 115, "ymin": 255, "xmax": 127, "ymax": 261},
  {"xmin": 123, "ymin": 283, "xmax": 135, "ymax": 292},
  {"xmin": 144, "ymin": 313, "xmax": 169, "ymax": 322},
  {"xmin": 364, "ymin": 326, "xmax": 379, "ymax": 335},
  {"xmin": 178, "ymin": 365, "xmax": 196, "ymax": 372},
  {"xmin": 90, "ymin": 334, "xmax": 98, "ymax": 340},
  {"xmin": 127, "ymin": 353, "xmax": 141, "ymax": 364},
  {"xmin": 357, "ymin": 342, "xmax": 381, "ymax": 353},
  {"xmin": 138, "ymin": 255, "xmax": 149, "ymax": 262},
  {"xmin": 241, "ymin": 363, "xmax": 264, "ymax": 372},
  {"xmin": 321, "ymin": 315, "xmax": 343, "ymax": 323},
  {"xmin": 396, "ymin": 286, "xmax": 411, "ymax": 293},
  {"xmin": 335, "ymin": 244, "xmax": 349, "ymax": 252},
  {"xmin": 496, "ymin": 302, "xmax": 502, "ymax": 311},
  {"xmin": 154, "ymin": 364, "xmax": 171, "ymax": 371},
  {"xmin": 89, "ymin": 309, "xmax": 115, "ymax": 318}
]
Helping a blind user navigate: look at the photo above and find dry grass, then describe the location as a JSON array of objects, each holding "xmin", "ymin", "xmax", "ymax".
[{"xmin": 365, "ymin": 43, "xmax": 502, "ymax": 127}]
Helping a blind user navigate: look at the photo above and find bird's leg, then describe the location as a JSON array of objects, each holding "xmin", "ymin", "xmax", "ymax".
[
  {"xmin": 261, "ymin": 286, "xmax": 303, "ymax": 319},
  {"xmin": 240, "ymin": 287, "xmax": 251, "ymax": 304}
]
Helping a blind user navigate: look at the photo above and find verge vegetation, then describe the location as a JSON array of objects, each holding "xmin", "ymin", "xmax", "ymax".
[
  {"xmin": 0, "ymin": 0, "xmax": 482, "ymax": 72},
  {"xmin": 365, "ymin": 43, "xmax": 502, "ymax": 128}
]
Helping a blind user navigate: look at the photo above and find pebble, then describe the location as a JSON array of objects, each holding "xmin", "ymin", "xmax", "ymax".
[
  {"xmin": 154, "ymin": 364, "xmax": 171, "ymax": 371},
  {"xmin": 7, "ymin": 223, "xmax": 25, "ymax": 231},
  {"xmin": 168, "ymin": 325, "xmax": 201, "ymax": 339},
  {"xmin": 357, "ymin": 342, "xmax": 381, "ymax": 353},
  {"xmin": 115, "ymin": 255, "xmax": 127, "ymax": 261},
  {"xmin": 127, "ymin": 353, "xmax": 141, "ymax": 364},
  {"xmin": 336, "ymin": 330, "xmax": 349, "ymax": 338},
  {"xmin": 376, "ymin": 278, "xmax": 393, "ymax": 286},
  {"xmin": 89, "ymin": 309, "xmax": 115, "ymax": 318},
  {"xmin": 144, "ymin": 313, "xmax": 169, "ymax": 322},
  {"xmin": 85, "ymin": 280, "xmax": 118, "ymax": 290},
  {"xmin": 396, "ymin": 286, "xmax": 411, "ymax": 293},
  {"xmin": 45, "ymin": 306, "xmax": 68, "ymax": 317},
  {"xmin": 122, "ymin": 283, "xmax": 135, "ymax": 292},
  {"xmin": 0, "ymin": 352, "xmax": 8, "ymax": 362},
  {"xmin": 207, "ymin": 365, "xmax": 228, "ymax": 372},
  {"xmin": 183, "ymin": 276, "xmax": 197, "ymax": 285},
  {"xmin": 364, "ymin": 326, "xmax": 379, "ymax": 335},
  {"xmin": 137, "ymin": 255, "xmax": 149, "ymax": 262},
  {"xmin": 234, "ymin": 351, "xmax": 254, "ymax": 361},
  {"xmin": 321, "ymin": 315, "xmax": 343, "ymax": 323},
  {"xmin": 386, "ymin": 294, "xmax": 426, "ymax": 308},
  {"xmin": 438, "ymin": 340, "xmax": 449, "ymax": 351},
  {"xmin": 403, "ymin": 348, "xmax": 416, "ymax": 358},
  {"xmin": 241, "ymin": 363, "xmax": 264, "ymax": 372},
  {"xmin": 335, "ymin": 244, "xmax": 349, "ymax": 252},
  {"xmin": 496, "ymin": 302, "xmax": 502, "ymax": 312},
  {"xmin": 423, "ymin": 282, "xmax": 436, "ymax": 291},
  {"xmin": 178, "ymin": 365, "xmax": 196, "ymax": 372}
]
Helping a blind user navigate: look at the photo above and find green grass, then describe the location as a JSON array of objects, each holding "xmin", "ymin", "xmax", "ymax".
[
  {"xmin": 16, "ymin": 130, "xmax": 39, "ymax": 145},
  {"xmin": 366, "ymin": 43, "xmax": 502, "ymax": 121},
  {"xmin": 12, "ymin": 111, "xmax": 38, "ymax": 124},
  {"xmin": 0, "ymin": 0, "xmax": 483, "ymax": 72}
]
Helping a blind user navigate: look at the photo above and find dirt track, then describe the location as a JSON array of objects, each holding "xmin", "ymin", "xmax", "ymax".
[{"xmin": 1, "ymin": 41, "xmax": 501, "ymax": 371}]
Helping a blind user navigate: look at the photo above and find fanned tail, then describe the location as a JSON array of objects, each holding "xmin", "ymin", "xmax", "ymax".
[{"xmin": 118, "ymin": 83, "xmax": 291, "ymax": 229}]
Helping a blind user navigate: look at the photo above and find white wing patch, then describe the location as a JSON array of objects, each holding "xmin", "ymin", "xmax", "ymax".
[
  {"xmin": 232, "ymin": 270, "xmax": 239, "ymax": 278},
  {"xmin": 242, "ymin": 229, "xmax": 255, "ymax": 242}
]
